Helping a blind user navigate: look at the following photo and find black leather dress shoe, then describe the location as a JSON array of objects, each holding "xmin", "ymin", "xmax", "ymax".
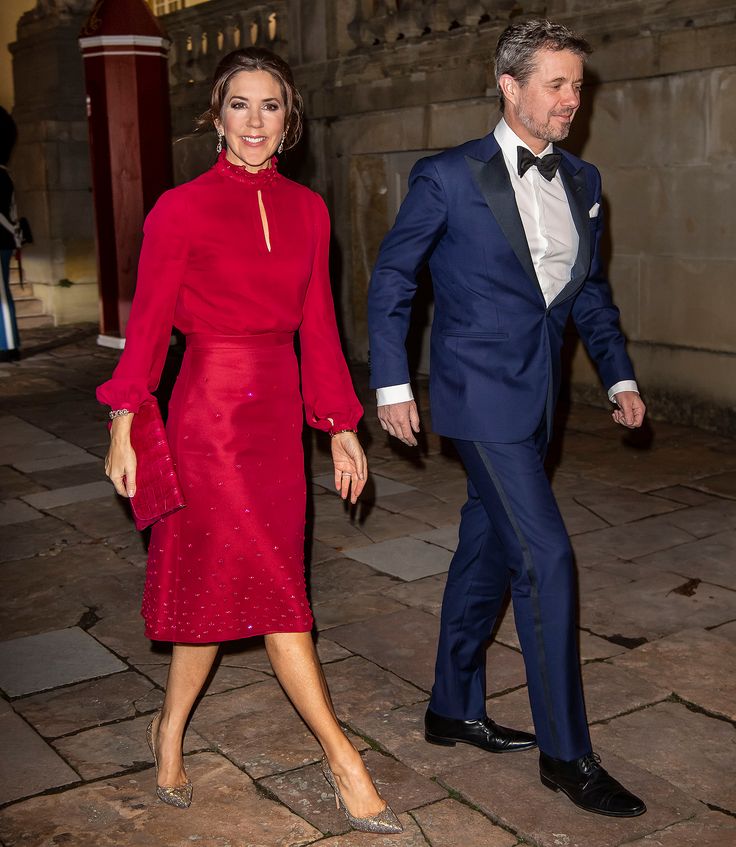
[
  {"xmin": 425, "ymin": 707, "xmax": 537, "ymax": 753},
  {"xmin": 540, "ymin": 752, "xmax": 646, "ymax": 817}
]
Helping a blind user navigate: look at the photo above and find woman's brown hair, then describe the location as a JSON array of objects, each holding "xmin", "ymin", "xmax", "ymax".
[{"xmin": 199, "ymin": 48, "xmax": 304, "ymax": 151}]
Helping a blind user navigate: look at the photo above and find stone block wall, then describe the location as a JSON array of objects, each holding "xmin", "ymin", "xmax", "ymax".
[
  {"xmin": 7, "ymin": 0, "xmax": 735, "ymax": 431},
  {"xmin": 567, "ymin": 62, "xmax": 736, "ymax": 428},
  {"xmin": 289, "ymin": 0, "xmax": 736, "ymax": 433},
  {"xmin": 9, "ymin": 1, "xmax": 98, "ymax": 325}
]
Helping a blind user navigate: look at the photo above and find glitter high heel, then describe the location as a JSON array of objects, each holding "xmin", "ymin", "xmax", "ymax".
[
  {"xmin": 145, "ymin": 712, "xmax": 193, "ymax": 809},
  {"xmin": 321, "ymin": 756, "xmax": 403, "ymax": 834}
]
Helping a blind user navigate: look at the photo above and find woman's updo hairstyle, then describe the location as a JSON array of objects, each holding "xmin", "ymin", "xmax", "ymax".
[{"xmin": 199, "ymin": 47, "xmax": 304, "ymax": 151}]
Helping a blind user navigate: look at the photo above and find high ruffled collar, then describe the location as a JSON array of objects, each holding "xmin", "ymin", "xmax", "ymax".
[{"xmin": 215, "ymin": 150, "xmax": 280, "ymax": 186}]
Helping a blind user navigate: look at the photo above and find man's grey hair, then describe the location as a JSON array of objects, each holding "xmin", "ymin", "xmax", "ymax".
[{"xmin": 494, "ymin": 19, "xmax": 592, "ymax": 112}]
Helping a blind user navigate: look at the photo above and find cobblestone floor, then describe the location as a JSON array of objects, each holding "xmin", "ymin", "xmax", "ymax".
[{"xmin": 0, "ymin": 337, "xmax": 735, "ymax": 847}]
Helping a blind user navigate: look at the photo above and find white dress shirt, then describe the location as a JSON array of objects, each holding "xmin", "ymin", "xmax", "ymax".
[
  {"xmin": 496, "ymin": 118, "xmax": 578, "ymax": 306},
  {"xmin": 376, "ymin": 118, "xmax": 637, "ymax": 407}
]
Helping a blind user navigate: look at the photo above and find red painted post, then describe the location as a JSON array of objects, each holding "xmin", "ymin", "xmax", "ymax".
[{"xmin": 79, "ymin": 0, "xmax": 173, "ymax": 348}]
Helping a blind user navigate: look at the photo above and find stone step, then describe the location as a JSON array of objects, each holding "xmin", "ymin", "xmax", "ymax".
[
  {"xmin": 17, "ymin": 313, "xmax": 54, "ymax": 330},
  {"xmin": 14, "ymin": 296, "xmax": 47, "ymax": 318},
  {"xmin": 5, "ymin": 267, "xmax": 53, "ymax": 328},
  {"xmin": 10, "ymin": 280, "xmax": 34, "ymax": 298}
]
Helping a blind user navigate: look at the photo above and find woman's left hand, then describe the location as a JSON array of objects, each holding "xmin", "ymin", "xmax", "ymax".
[{"xmin": 331, "ymin": 431, "xmax": 367, "ymax": 504}]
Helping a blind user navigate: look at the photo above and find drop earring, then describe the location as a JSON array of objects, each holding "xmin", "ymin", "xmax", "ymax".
[
  {"xmin": 216, "ymin": 132, "xmax": 224, "ymax": 154},
  {"xmin": 277, "ymin": 132, "xmax": 286, "ymax": 155}
]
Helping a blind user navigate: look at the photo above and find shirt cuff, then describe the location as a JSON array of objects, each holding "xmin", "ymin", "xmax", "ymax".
[
  {"xmin": 608, "ymin": 380, "xmax": 639, "ymax": 403},
  {"xmin": 376, "ymin": 383, "xmax": 414, "ymax": 406}
]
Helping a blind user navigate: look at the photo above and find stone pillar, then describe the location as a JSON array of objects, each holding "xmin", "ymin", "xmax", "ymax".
[{"xmin": 9, "ymin": 0, "xmax": 97, "ymax": 326}]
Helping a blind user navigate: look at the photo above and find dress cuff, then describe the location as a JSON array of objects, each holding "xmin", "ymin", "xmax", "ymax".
[
  {"xmin": 328, "ymin": 425, "xmax": 358, "ymax": 437},
  {"xmin": 95, "ymin": 381, "xmax": 152, "ymax": 414},
  {"xmin": 608, "ymin": 380, "xmax": 639, "ymax": 403},
  {"xmin": 376, "ymin": 383, "xmax": 414, "ymax": 406},
  {"xmin": 325, "ymin": 414, "xmax": 362, "ymax": 436}
]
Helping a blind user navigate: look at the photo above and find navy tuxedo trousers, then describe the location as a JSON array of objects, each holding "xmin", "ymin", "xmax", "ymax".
[{"xmin": 429, "ymin": 429, "xmax": 592, "ymax": 762}]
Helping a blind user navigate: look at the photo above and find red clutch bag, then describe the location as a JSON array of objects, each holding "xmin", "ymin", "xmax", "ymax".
[{"xmin": 125, "ymin": 398, "xmax": 186, "ymax": 531}]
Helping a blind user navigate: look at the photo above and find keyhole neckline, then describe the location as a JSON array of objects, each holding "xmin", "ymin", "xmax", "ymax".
[{"xmin": 257, "ymin": 189, "xmax": 272, "ymax": 253}]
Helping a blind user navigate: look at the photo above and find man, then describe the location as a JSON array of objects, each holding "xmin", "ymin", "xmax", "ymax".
[{"xmin": 368, "ymin": 19, "xmax": 646, "ymax": 817}]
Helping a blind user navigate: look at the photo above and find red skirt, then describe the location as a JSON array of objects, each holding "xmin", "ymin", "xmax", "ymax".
[{"xmin": 141, "ymin": 333, "xmax": 314, "ymax": 642}]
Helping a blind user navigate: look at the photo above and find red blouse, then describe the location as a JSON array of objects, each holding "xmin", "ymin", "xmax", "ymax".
[{"xmin": 96, "ymin": 153, "xmax": 362, "ymax": 433}]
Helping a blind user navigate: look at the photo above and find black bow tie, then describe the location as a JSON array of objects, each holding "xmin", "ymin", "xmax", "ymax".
[{"xmin": 517, "ymin": 147, "xmax": 562, "ymax": 181}]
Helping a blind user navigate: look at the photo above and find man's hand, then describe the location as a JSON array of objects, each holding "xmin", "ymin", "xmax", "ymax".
[
  {"xmin": 612, "ymin": 391, "xmax": 646, "ymax": 429},
  {"xmin": 378, "ymin": 400, "xmax": 421, "ymax": 446}
]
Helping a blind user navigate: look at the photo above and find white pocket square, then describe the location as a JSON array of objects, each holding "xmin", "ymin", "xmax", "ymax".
[{"xmin": 589, "ymin": 202, "xmax": 600, "ymax": 218}]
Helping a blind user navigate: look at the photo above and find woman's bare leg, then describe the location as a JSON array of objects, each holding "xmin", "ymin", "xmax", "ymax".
[
  {"xmin": 265, "ymin": 631, "xmax": 385, "ymax": 817},
  {"xmin": 152, "ymin": 643, "xmax": 219, "ymax": 787}
]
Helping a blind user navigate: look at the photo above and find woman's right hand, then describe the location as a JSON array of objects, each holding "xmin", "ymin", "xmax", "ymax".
[{"xmin": 105, "ymin": 416, "xmax": 137, "ymax": 498}]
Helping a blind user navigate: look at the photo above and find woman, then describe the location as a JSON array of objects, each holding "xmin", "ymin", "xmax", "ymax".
[{"xmin": 99, "ymin": 48, "xmax": 401, "ymax": 835}]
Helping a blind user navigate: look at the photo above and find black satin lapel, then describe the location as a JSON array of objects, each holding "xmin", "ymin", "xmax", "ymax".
[
  {"xmin": 560, "ymin": 164, "xmax": 590, "ymax": 282},
  {"xmin": 546, "ymin": 163, "xmax": 591, "ymax": 309},
  {"xmin": 465, "ymin": 153, "xmax": 542, "ymax": 297}
]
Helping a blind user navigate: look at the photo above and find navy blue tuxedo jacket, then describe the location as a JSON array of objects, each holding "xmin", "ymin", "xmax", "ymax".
[{"xmin": 367, "ymin": 132, "xmax": 635, "ymax": 443}]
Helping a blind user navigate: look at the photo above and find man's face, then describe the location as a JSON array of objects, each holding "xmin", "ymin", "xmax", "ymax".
[{"xmin": 508, "ymin": 48, "xmax": 584, "ymax": 146}]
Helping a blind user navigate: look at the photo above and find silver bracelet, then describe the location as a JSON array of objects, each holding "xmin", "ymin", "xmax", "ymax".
[
  {"xmin": 108, "ymin": 408, "xmax": 130, "ymax": 420},
  {"xmin": 329, "ymin": 427, "xmax": 358, "ymax": 438}
]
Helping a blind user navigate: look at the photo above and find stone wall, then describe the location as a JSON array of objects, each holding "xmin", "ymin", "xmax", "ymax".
[
  {"xmin": 0, "ymin": 0, "xmax": 36, "ymax": 109},
  {"xmin": 7, "ymin": 0, "xmax": 736, "ymax": 431},
  {"xmin": 9, "ymin": 0, "xmax": 98, "ymax": 325},
  {"xmin": 567, "ymin": 61, "xmax": 736, "ymax": 431},
  {"xmin": 287, "ymin": 0, "xmax": 736, "ymax": 433}
]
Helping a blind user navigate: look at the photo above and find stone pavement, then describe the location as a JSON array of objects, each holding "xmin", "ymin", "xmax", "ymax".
[{"xmin": 0, "ymin": 337, "xmax": 735, "ymax": 847}]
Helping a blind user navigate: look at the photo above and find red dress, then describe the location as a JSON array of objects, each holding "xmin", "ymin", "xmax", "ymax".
[{"xmin": 97, "ymin": 152, "xmax": 362, "ymax": 642}]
